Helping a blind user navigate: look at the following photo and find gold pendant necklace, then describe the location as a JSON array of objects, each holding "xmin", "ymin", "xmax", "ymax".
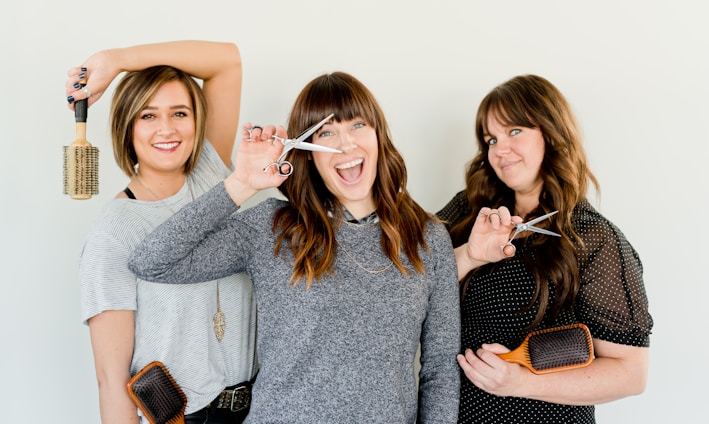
[
  {"xmin": 335, "ymin": 238, "xmax": 393, "ymax": 274},
  {"xmin": 213, "ymin": 282, "xmax": 226, "ymax": 342},
  {"xmin": 135, "ymin": 172, "xmax": 227, "ymax": 342}
]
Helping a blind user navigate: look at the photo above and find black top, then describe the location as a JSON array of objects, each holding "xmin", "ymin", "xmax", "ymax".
[
  {"xmin": 123, "ymin": 187, "xmax": 136, "ymax": 199},
  {"xmin": 438, "ymin": 191, "xmax": 653, "ymax": 424}
]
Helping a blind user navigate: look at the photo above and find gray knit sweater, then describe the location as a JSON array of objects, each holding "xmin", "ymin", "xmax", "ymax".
[{"xmin": 129, "ymin": 182, "xmax": 460, "ymax": 423}]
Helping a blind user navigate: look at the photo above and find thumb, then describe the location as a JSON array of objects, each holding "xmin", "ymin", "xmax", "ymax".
[{"xmin": 481, "ymin": 343, "xmax": 511, "ymax": 355}]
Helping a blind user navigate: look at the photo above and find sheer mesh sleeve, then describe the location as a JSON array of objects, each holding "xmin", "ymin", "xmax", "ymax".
[{"xmin": 573, "ymin": 201, "xmax": 653, "ymax": 347}]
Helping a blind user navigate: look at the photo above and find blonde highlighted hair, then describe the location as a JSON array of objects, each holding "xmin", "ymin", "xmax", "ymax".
[{"xmin": 110, "ymin": 65, "xmax": 208, "ymax": 177}]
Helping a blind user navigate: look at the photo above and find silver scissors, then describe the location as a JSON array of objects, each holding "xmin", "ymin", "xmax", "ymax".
[
  {"xmin": 504, "ymin": 210, "xmax": 562, "ymax": 251},
  {"xmin": 263, "ymin": 113, "xmax": 341, "ymax": 176}
]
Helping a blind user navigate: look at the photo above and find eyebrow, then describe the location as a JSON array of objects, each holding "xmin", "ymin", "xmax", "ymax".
[{"xmin": 142, "ymin": 104, "xmax": 193, "ymax": 111}]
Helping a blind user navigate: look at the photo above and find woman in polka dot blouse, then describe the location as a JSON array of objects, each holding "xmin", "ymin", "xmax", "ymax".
[{"xmin": 437, "ymin": 74, "xmax": 653, "ymax": 423}]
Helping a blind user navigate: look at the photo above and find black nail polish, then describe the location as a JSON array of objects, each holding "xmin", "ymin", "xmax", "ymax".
[
  {"xmin": 81, "ymin": 67, "xmax": 87, "ymax": 72},
  {"xmin": 73, "ymin": 82, "xmax": 80, "ymax": 89},
  {"xmin": 67, "ymin": 96, "xmax": 74, "ymax": 104},
  {"xmin": 78, "ymin": 73, "xmax": 85, "ymax": 79}
]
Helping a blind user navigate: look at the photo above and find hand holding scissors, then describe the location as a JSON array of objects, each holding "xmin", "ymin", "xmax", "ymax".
[
  {"xmin": 502, "ymin": 210, "xmax": 561, "ymax": 254},
  {"xmin": 261, "ymin": 113, "xmax": 342, "ymax": 176}
]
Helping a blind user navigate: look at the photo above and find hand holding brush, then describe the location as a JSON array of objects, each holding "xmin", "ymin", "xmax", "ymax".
[
  {"xmin": 63, "ymin": 76, "xmax": 98, "ymax": 199},
  {"xmin": 127, "ymin": 361, "xmax": 186, "ymax": 424},
  {"xmin": 497, "ymin": 323, "xmax": 595, "ymax": 374}
]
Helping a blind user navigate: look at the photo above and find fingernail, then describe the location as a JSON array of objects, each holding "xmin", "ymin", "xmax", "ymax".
[
  {"xmin": 67, "ymin": 96, "xmax": 75, "ymax": 104},
  {"xmin": 78, "ymin": 73, "xmax": 85, "ymax": 79},
  {"xmin": 73, "ymin": 82, "xmax": 80, "ymax": 89},
  {"xmin": 81, "ymin": 67, "xmax": 87, "ymax": 72}
]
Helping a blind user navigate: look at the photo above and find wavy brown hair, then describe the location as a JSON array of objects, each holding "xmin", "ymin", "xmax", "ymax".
[
  {"xmin": 110, "ymin": 65, "xmax": 208, "ymax": 177},
  {"xmin": 274, "ymin": 72, "xmax": 432, "ymax": 288},
  {"xmin": 449, "ymin": 74, "xmax": 600, "ymax": 327}
]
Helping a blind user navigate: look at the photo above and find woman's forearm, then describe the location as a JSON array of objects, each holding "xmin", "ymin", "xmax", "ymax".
[
  {"xmin": 514, "ymin": 341, "xmax": 649, "ymax": 405},
  {"xmin": 89, "ymin": 310, "xmax": 139, "ymax": 423},
  {"xmin": 103, "ymin": 40, "xmax": 240, "ymax": 81}
]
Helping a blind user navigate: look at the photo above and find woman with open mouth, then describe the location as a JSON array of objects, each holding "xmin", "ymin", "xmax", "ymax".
[{"xmin": 129, "ymin": 71, "xmax": 461, "ymax": 423}]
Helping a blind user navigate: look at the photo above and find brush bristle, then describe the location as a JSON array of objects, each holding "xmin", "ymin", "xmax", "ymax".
[
  {"xmin": 128, "ymin": 362, "xmax": 186, "ymax": 424},
  {"xmin": 63, "ymin": 145, "xmax": 99, "ymax": 199},
  {"xmin": 528, "ymin": 325, "xmax": 592, "ymax": 371}
]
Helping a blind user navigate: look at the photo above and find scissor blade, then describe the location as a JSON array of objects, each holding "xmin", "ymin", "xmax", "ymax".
[
  {"xmin": 525, "ymin": 210, "xmax": 559, "ymax": 226},
  {"xmin": 294, "ymin": 143, "xmax": 342, "ymax": 153},
  {"xmin": 294, "ymin": 113, "xmax": 335, "ymax": 144},
  {"xmin": 526, "ymin": 227, "xmax": 561, "ymax": 237}
]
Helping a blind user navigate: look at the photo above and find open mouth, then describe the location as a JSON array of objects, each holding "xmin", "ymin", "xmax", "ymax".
[{"xmin": 335, "ymin": 158, "xmax": 364, "ymax": 183}]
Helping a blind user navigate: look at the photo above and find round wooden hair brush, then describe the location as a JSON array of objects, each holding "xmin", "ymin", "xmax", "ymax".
[
  {"xmin": 497, "ymin": 323, "xmax": 595, "ymax": 374},
  {"xmin": 63, "ymin": 84, "xmax": 98, "ymax": 200},
  {"xmin": 127, "ymin": 361, "xmax": 187, "ymax": 424}
]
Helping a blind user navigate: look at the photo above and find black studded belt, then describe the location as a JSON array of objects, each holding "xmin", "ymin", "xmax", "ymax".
[{"xmin": 214, "ymin": 382, "xmax": 252, "ymax": 412}]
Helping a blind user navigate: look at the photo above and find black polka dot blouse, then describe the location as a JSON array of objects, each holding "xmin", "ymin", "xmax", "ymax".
[{"xmin": 437, "ymin": 191, "xmax": 653, "ymax": 424}]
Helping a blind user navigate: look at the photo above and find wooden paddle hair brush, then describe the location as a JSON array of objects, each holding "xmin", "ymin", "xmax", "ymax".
[
  {"xmin": 127, "ymin": 361, "xmax": 186, "ymax": 424},
  {"xmin": 497, "ymin": 323, "xmax": 595, "ymax": 374},
  {"xmin": 63, "ymin": 89, "xmax": 98, "ymax": 199}
]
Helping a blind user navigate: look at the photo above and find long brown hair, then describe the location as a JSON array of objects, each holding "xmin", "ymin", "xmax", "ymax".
[
  {"xmin": 274, "ymin": 72, "xmax": 431, "ymax": 288},
  {"xmin": 450, "ymin": 74, "xmax": 600, "ymax": 327},
  {"xmin": 110, "ymin": 65, "xmax": 208, "ymax": 177}
]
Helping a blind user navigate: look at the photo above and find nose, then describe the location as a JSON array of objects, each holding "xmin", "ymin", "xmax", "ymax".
[
  {"xmin": 156, "ymin": 118, "xmax": 175, "ymax": 136},
  {"xmin": 492, "ymin": 137, "xmax": 511, "ymax": 155},
  {"xmin": 337, "ymin": 133, "xmax": 357, "ymax": 153}
]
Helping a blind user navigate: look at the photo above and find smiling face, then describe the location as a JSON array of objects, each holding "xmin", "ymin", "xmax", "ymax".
[
  {"xmin": 484, "ymin": 113, "xmax": 546, "ymax": 201},
  {"xmin": 310, "ymin": 118, "xmax": 378, "ymax": 219},
  {"xmin": 132, "ymin": 80, "xmax": 195, "ymax": 177}
]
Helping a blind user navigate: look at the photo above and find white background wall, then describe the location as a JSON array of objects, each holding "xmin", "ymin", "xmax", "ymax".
[{"xmin": 1, "ymin": 1, "xmax": 706, "ymax": 422}]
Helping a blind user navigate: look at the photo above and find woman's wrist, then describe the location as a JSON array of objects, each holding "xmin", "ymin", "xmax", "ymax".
[
  {"xmin": 455, "ymin": 243, "xmax": 485, "ymax": 279},
  {"xmin": 223, "ymin": 174, "xmax": 257, "ymax": 207}
]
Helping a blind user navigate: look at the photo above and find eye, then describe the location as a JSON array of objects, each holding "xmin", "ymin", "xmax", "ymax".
[
  {"xmin": 510, "ymin": 128, "xmax": 521, "ymax": 136},
  {"xmin": 174, "ymin": 111, "xmax": 188, "ymax": 118},
  {"xmin": 486, "ymin": 137, "xmax": 497, "ymax": 146},
  {"xmin": 140, "ymin": 113, "xmax": 155, "ymax": 120},
  {"xmin": 317, "ymin": 130, "xmax": 333, "ymax": 138},
  {"xmin": 353, "ymin": 122, "xmax": 366, "ymax": 130}
]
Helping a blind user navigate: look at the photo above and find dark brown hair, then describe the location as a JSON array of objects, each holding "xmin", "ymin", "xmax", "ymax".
[
  {"xmin": 450, "ymin": 74, "xmax": 600, "ymax": 327},
  {"xmin": 274, "ymin": 72, "xmax": 432, "ymax": 288}
]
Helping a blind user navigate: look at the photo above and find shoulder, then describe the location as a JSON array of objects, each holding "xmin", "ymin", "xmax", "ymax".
[
  {"xmin": 426, "ymin": 217, "xmax": 453, "ymax": 241},
  {"xmin": 84, "ymin": 199, "xmax": 166, "ymax": 249},
  {"xmin": 572, "ymin": 200, "xmax": 631, "ymax": 246},
  {"xmin": 423, "ymin": 218, "xmax": 455, "ymax": 255},
  {"xmin": 188, "ymin": 139, "xmax": 232, "ymax": 192},
  {"xmin": 436, "ymin": 190, "xmax": 470, "ymax": 222},
  {"xmin": 89, "ymin": 199, "xmax": 142, "ymax": 232},
  {"xmin": 233, "ymin": 197, "xmax": 287, "ymax": 225},
  {"xmin": 571, "ymin": 200, "xmax": 642, "ymax": 266}
]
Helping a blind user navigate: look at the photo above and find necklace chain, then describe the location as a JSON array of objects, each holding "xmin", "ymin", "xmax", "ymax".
[
  {"xmin": 335, "ymin": 238, "xmax": 393, "ymax": 274},
  {"xmin": 135, "ymin": 174, "xmax": 194, "ymax": 212},
  {"xmin": 134, "ymin": 173, "xmax": 225, "ymax": 341}
]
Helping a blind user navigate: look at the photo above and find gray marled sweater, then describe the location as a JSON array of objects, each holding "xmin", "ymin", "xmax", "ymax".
[{"xmin": 129, "ymin": 182, "xmax": 460, "ymax": 423}]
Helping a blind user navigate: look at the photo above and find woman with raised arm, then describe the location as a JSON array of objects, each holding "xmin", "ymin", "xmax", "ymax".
[{"xmin": 68, "ymin": 40, "xmax": 256, "ymax": 423}]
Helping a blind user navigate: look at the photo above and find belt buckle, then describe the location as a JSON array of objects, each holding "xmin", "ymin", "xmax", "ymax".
[{"xmin": 229, "ymin": 386, "xmax": 250, "ymax": 412}]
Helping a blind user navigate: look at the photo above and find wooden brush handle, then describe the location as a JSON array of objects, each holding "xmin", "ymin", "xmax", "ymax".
[{"xmin": 497, "ymin": 336, "xmax": 533, "ymax": 371}]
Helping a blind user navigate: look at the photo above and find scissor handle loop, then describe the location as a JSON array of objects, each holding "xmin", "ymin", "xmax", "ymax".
[
  {"xmin": 278, "ymin": 161, "xmax": 293, "ymax": 176},
  {"xmin": 263, "ymin": 160, "xmax": 293, "ymax": 177},
  {"xmin": 500, "ymin": 241, "xmax": 517, "ymax": 256}
]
